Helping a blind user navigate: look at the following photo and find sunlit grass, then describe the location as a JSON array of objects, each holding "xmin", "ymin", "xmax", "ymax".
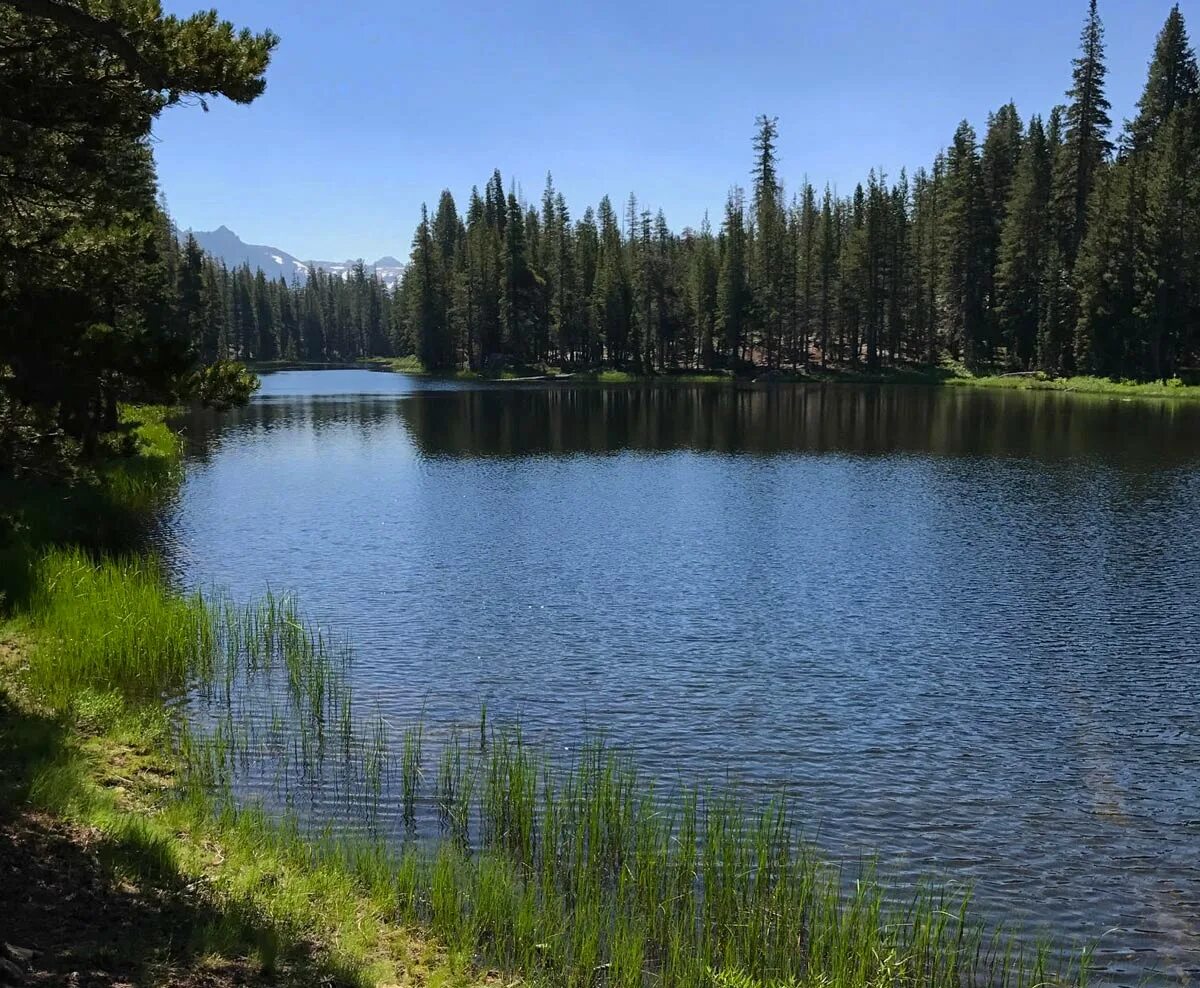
[
  {"xmin": 13, "ymin": 526, "xmax": 1093, "ymax": 988},
  {"xmin": 945, "ymin": 372, "xmax": 1200, "ymax": 399},
  {"xmin": 24, "ymin": 549, "xmax": 211, "ymax": 703}
]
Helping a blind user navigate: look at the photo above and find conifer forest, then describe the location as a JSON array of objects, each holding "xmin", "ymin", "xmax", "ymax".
[
  {"xmin": 166, "ymin": 3, "xmax": 1198, "ymax": 386},
  {"xmin": 5, "ymin": 1, "xmax": 1200, "ymax": 470}
]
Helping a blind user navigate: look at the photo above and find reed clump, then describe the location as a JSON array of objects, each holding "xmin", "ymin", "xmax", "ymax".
[
  {"xmin": 25, "ymin": 548, "xmax": 213, "ymax": 704},
  {"xmin": 186, "ymin": 708, "xmax": 1090, "ymax": 988},
  {"xmin": 21, "ymin": 545, "xmax": 1088, "ymax": 988}
]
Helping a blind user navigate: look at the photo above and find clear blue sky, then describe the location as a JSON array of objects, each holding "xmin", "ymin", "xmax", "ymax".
[{"xmin": 153, "ymin": 0, "xmax": 1189, "ymax": 261}]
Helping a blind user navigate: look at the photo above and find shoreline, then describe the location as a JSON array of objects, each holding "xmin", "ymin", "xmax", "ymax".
[
  {"xmin": 0, "ymin": 411, "xmax": 478, "ymax": 987},
  {"xmin": 245, "ymin": 357, "xmax": 1200, "ymax": 402},
  {"xmin": 0, "ymin": 409, "xmax": 1092, "ymax": 988}
]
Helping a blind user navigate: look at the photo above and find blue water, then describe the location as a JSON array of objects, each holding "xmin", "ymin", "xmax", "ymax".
[{"xmin": 159, "ymin": 370, "xmax": 1200, "ymax": 984}]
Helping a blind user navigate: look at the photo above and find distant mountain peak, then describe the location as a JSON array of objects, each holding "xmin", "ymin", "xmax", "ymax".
[{"xmin": 187, "ymin": 226, "xmax": 404, "ymax": 287}]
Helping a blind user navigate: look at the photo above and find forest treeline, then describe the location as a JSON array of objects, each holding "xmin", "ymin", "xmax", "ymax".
[
  {"xmin": 390, "ymin": 1, "xmax": 1198, "ymax": 381},
  {"xmin": 176, "ymin": 3, "xmax": 1200, "ymax": 383},
  {"xmin": 3, "ymin": 1, "xmax": 1199, "ymax": 476}
]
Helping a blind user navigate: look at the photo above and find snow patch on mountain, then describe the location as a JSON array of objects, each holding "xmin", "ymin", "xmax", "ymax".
[{"xmin": 186, "ymin": 226, "xmax": 404, "ymax": 288}]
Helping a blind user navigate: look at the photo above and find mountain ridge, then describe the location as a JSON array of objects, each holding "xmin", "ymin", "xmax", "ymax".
[{"xmin": 186, "ymin": 226, "xmax": 404, "ymax": 288}]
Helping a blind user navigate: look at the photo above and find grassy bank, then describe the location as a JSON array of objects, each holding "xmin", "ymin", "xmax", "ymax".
[
  {"xmin": 941, "ymin": 371, "xmax": 1200, "ymax": 399},
  {"xmin": 0, "ymin": 409, "xmax": 1092, "ymax": 988},
  {"xmin": 360, "ymin": 355, "xmax": 1200, "ymax": 400},
  {"xmin": 0, "ymin": 410, "xmax": 480, "ymax": 986},
  {"xmin": 371, "ymin": 356, "xmax": 741, "ymax": 385}
]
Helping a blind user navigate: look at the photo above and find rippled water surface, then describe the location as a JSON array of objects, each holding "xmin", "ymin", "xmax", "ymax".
[{"xmin": 159, "ymin": 369, "xmax": 1200, "ymax": 984}]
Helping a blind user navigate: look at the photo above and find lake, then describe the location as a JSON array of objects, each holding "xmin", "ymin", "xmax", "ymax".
[{"xmin": 159, "ymin": 369, "xmax": 1200, "ymax": 985}]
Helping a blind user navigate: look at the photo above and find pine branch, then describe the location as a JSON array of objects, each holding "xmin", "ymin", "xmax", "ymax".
[{"xmin": 0, "ymin": 0, "xmax": 167, "ymax": 90}]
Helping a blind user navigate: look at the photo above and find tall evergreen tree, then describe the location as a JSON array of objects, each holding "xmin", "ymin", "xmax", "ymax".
[
  {"xmin": 816, "ymin": 189, "xmax": 838, "ymax": 367},
  {"xmin": 1055, "ymin": 0, "xmax": 1112, "ymax": 265},
  {"xmin": 979, "ymin": 103, "xmax": 1024, "ymax": 356},
  {"xmin": 940, "ymin": 121, "xmax": 986, "ymax": 362},
  {"xmin": 501, "ymin": 192, "xmax": 538, "ymax": 362},
  {"xmin": 575, "ymin": 207, "xmax": 601, "ymax": 364},
  {"xmin": 691, "ymin": 215, "xmax": 719, "ymax": 369},
  {"xmin": 996, "ymin": 116, "xmax": 1052, "ymax": 367},
  {"xmin": 410, "ymin": 204, "xmax": 449, "ymax": 369},
  {"xmin": 796, "ymin": 183, "xmax": 818, "ymax": 367},
  {"xmin": 1128, "ymin": 5, "xmax": 1199, "ymax": 149},
  {"xmin": 1, "ymin": 0, "xmax": 275, "ymax": 455},
  {"xmin": 717, "ymin": 189, "xmax": 750, "ymax": 364},
  {"xmin": 750, "ymin": 115, "xmax": 786, "ymax": 367}
]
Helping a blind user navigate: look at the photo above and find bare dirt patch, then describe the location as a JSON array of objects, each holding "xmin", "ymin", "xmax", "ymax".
[{"xmin": 0, "ymin": 811, "xmax": 325, "ymax": 987}]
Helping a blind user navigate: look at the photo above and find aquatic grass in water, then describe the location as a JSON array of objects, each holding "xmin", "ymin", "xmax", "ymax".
[
  {"xmin": 22, "ymin": 546, "xmax": 387, "ymax": 823},
  {"xmin": 194, "ymin": 716, "xmax": 1091, "ymax": 988},
  {"xmin": 20, "ymin": 543, "xmax": 1090, "ymax": 988},
  {"xmin": 401, "ymin": 722, "xmax": 424, "ymax": 826},
  {"xmin": 192, "ymin": 713, "xmax": 1090, "ymax": 988}
]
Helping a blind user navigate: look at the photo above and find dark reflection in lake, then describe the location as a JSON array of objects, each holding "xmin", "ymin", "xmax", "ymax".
[{"xmin": 163, "ymin": 371, "xmax": 1200, "ymax": 985}]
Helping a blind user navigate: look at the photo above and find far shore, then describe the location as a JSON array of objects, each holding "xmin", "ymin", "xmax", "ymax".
[{"xmin": 242, "ymin": 357, "xmax": 1200, "ymax": 402}]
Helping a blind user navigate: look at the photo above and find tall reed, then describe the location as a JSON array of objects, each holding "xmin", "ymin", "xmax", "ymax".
[{"xmin": 23, "ymin": 542, "xmax": 1088, "ymax": 988}]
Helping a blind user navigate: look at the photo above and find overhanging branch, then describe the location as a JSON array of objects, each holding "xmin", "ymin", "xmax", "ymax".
[{"xmin": 0, "ymin": 0, "xmax": 166, "ymax": 90}]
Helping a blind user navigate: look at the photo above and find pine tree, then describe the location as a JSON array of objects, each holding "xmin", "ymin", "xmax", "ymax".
[
  {"xmin": 1055, "ymin": 0, "xmax": 1112, "ymax": 265},
  {"xmin": 939, "ymin": 121, "xmax": 986, "ymax": 362},
  {"xmin": 886, "ymin": 174, "xmax": 910, "ymax": 363},
  {"xmin": 1, "ymin": 2, "xmax": 276, "ymax": 454},
  {"xmin": 1128, "ymin": 5, "xmax": 1199, "ymax": 150},
  {"xmin": 485, "ymin": 170, "xmax": 506, "ymax": 233},
  {"xmin": 1073, "ymin": 157, "xmax": 1144, "ymax": 375},
  {"xmin": 502, "ymin": 192, "xmax": 538, "ymax": 362},
  {"xmin": 593, "ymin": 195, "xmax": 631, "ymax": 365},
  {"xmin": 178, "ymin": 234, "xmax": 207, "ymax": 360},
  {"xmin": 277, "ymin": 276, "xmax": 298, "ymax": 359},
  {"xmin": 1139, "ymin": 107, "xmax": 1198, "ymax": 380},
  {"xmin": 796, "ymin": 183, "xmax": 818, "ymax": 367},
  {"xmin": 410, "ymin": 204, "xmax": 449, "ymax": 369},
  {"xmin": 301, "ymin": 269, "xmax": 325, "ymax": 359},
  {"xmin": 253, "ymin": 268, "xmax": 278, "ymax": 360},
  {"xmin": 691, "ymin": 214, "xmax": 719, "ymax": 369},
  {"xmin": 979, "ymin": 103, "xmax": 1024, "ymax": 356},
  {"xmin": 862, "ymin": 171, "xmax": 890, "ymax": 370},
  {"xmin": 575, "ymin": 207, "xmax": 600, "ymax": 365},
  {"xmin": 717, "ymin": 188, "xmax": 750, "ymax": 364},
  {"xmin": 1039, "ymin": 107, "xmax": 1074, "ymax": 372},
  {"xmin": 816, "ymin": 188, "xmax": 838, "ymax": 367},
  {"xmin": 751, "ymin": 115, "xmax": 786, "ymax": 367},
  {"xmin": 996, "ymin": 116, "xmax": 1051, "ymax": 367}
]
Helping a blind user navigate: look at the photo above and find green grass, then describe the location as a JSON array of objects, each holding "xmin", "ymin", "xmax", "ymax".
[
  {"xmin": 373, "ymin": 355, "xmax": 554, "ymax": 380},
  {"xmin": 371, "ymin": 354, "xmax": 1200, "ymax": 400},
  {"xmin": 372, "ymin": 357, "xmax": 734, "ymax": 385},
  {"xmin": 0, "ymin": 670, "xmax": 479, "ymax": 986},
  {"xmin": 372, "ymin": 354, "xmax": 425, "ymax": 374},
  {"xmin": 22, "ymin": 549, "xmax": 211, "ymax": 704},
  {"xmin": 0, "ymin": 405, "xmax": 182, "ymax": 612},
  {"xmin": 179, "ymin": 716, "xmax": 1092, "ymax": 988},
  {"xmin": 0, "ymin": 404, "xmax": 1093, "ymax": 988},
  {"xmin": 249, "ymin": 355, "xmax": 1200, "ymax": 404},
  {"xmin": 943, "ymin": 372, "xmax": 1200, "ymax": 399},
  {"xmin": 747, "ymin": 361, "xmax": 1200, "ymax": 400},
  {"xmin": 0, "ymin": 409, "xmax": 481, "ymax": 986},
  {"xmin": 578, "ymin": 368, "xmax": 730, "ymax": 384}
]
